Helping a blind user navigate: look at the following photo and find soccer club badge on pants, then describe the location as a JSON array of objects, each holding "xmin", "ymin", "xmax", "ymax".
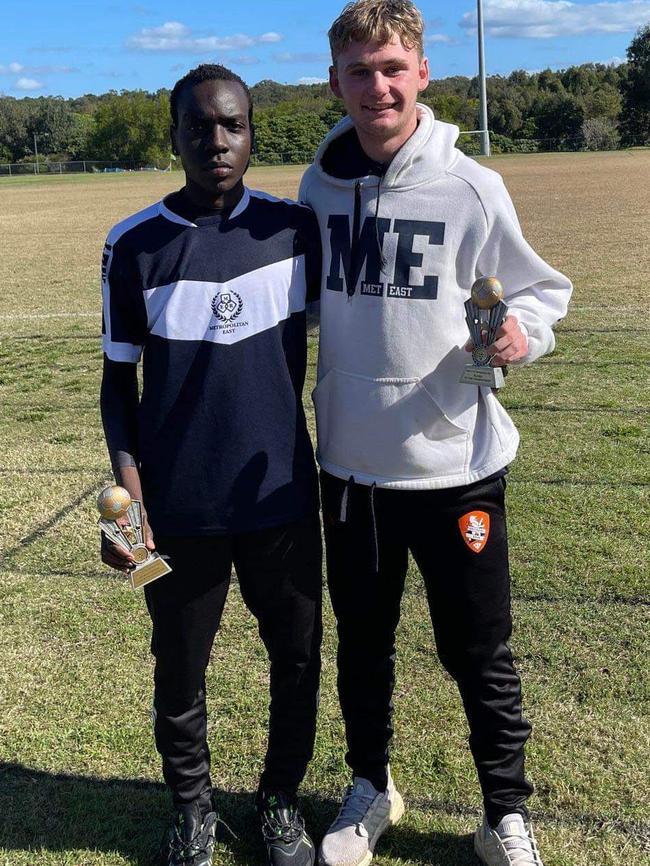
[
  {"xmin": 460, "ymin": 276, "xmax": 508, "ymax": 389},
  {"xmin": 97, "ymin": 485, "xmax": 171, "ymax": 589}
]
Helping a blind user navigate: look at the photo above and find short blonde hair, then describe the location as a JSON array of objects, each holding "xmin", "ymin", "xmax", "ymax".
[{"xmin": 328, "ymin": 0, "xmax": 425, "ymax": 64}]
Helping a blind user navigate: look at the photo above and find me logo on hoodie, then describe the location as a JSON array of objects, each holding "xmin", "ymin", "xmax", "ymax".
[{"xmin": 327, "ymin": 215, "xmax": 445, "ymax": 299}]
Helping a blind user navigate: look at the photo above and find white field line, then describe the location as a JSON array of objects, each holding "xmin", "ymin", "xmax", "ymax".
[{"xmin": 0, "ymin": 311, "xmax": 98, "ymax": 320}]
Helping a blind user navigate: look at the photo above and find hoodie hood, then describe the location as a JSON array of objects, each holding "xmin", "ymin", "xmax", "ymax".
[{"xmin": 313, "ymin": 103, "xmax": 461, "ymax": 189}]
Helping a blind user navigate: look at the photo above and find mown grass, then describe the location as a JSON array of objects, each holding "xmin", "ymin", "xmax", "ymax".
[{"xmin": 0, "ymin": 156, "xmax": 648, "ymax": 866}]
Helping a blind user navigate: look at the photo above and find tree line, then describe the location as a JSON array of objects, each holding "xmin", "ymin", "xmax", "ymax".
[{"xmin": 1, "ymin": 24, "xmax": 648, "ymax": 166}]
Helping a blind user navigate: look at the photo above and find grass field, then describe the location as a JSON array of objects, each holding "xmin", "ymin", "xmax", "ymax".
[{"xmin": 0, "ymin": 153, "xmax": 648, "ymax": 866}]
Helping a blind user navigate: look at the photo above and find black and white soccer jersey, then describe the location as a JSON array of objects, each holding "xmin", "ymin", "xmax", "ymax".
[{"xmin": 101, "ymin": 188, "xmax": 321, "ymax": 536}]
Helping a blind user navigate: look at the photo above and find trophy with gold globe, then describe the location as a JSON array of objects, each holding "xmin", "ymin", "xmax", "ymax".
[
  {"xmin": 97, "ymin": 485, "xmax": 171, "ymax": 589},
  {"xmin": 460, "ymin": 276, "xmax": 509, "ymax": 389}
]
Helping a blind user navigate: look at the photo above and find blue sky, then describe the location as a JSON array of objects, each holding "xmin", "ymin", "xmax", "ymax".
[{"xmin": 1, "ymin": 0, "xmax": 648, "ymax": 98}]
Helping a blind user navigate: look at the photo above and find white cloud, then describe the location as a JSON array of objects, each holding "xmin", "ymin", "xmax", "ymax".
[
  {"xmin": 0, "ymin": 62, "xmax": 74, "ymax": 75},
  {"xmin": 426, "ymin": 33, "xmax": 452, "ymax": 43},
  {"xmin": 0, "ymin": 62, "xmax": 24, "ymax": 74},
  {"xmin": 127, "ymin": 21, "xmax": 284, "ymax": 52},
  {"xmin": 15, "ymin": 77, "xmax": 43, "ymax": 90},
  {"xmin": 297, "ymin": 76, "xmax": 328, "ymax": 84},
  {"xmin": 144, "ymin": 21, "xmax": 188, "ymax": 39},
  {"xmin": 32, "ymin": 65, "xmax": 75, "ymax": 74},
  {"xmin": 460, "ymin": 0, "xmax": 650, "ymax": 38}
]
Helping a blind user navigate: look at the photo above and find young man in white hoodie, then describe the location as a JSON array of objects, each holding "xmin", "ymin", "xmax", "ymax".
[{"xmin": 299, "ymin": 2, "xmax": 572, "ymax": 865}]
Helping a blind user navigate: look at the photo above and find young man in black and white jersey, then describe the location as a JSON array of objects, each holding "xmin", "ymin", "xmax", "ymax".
[{"xmin": 100, "ymin": 64, "xmax": 322, "ymax": 866}]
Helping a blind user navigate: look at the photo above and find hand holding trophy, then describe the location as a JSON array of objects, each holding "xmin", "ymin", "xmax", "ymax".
[
  {"xmin": 97, "ymin": 485, "xmax": 171, "ymax": 589},
  {"xmin": 459, "ymin": 276, "xmax": 509, "ymax": 389}
]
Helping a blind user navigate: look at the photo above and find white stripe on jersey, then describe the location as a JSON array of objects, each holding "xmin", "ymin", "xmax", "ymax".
[
  {"xmin": 142, "ymin": 255, "xmax": 307, "ymax": 346},
  {"xmin": 105, "ymin": 201, "xmax": 162, "ymax": 246},
  {"xmin": 103, "ymin": 338, "xmax": 142, "ymax": 363}
]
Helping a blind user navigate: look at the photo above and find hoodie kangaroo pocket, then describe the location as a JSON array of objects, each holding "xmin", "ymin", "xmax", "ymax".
[{"xmin": 312, "ymin": 369, "xmax": 469, "ymax": 481}]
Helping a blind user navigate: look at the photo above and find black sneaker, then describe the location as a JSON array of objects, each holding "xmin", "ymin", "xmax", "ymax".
[
  {"xmin": 163, "ymin": 800, "xmax": 217, "ymax": 866},
  {"xmin": 257, "ymin": 790, "xmax": 315, "ymax": 866}
]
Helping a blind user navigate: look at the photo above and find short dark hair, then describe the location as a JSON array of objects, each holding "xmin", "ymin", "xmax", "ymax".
[{"xmin": 170, "ymin": 64, "xmax": 253, "ymax": 126}]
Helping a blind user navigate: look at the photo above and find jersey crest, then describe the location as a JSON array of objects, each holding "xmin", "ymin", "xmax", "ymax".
[{"xmin": 212, "ymin": 291, "xmax": 244, "ymax": 323}]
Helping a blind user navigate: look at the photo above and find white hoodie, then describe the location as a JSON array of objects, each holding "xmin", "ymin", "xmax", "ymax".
[{"xmin": 299, "ymin": 104, "xmax": 573, "ymax": 489}]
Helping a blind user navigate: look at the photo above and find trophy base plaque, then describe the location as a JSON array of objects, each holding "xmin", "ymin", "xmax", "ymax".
[
  {"xmin": 460, "ymin": 364, "xmax": 505, "ymax": 389},
  {"xmin": 129, "ymin": 553, "xmax": 172, "ymax": 590}
]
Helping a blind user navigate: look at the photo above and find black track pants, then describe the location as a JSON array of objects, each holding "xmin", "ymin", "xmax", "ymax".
[
  {"xmin": 321, "ymin": 470, "xmax": 533, "ymax": 827},
  {"xmin": 144, "ymin": 517, "xmax": 322, "ymax": 807}
]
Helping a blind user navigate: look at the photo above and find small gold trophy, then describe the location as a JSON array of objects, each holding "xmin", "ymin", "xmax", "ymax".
[
  {"xmin": 97, "ymin": 485, "xmax": 171, "ymax": 589},
  {"xmin": 459, "ymin": 276, "xmax": 508, "ymax": 389}
]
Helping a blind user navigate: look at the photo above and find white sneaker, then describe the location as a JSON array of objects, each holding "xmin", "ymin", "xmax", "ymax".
[
  {"xmin": 318, "ymin": 771, "xmax": 404, "ymax": 866},
  {"xmin": 474, "ymin": 813, "xmax": 544, "ymax": 866}
]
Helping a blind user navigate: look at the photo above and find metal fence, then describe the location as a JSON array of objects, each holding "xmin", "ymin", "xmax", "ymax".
[
  {"xmin": 457, "ymin": 129, "xmax": 586, "ymax": 153},
  {"xmin": 0, "ymin": 159, "xmax": 173, "ymax": 176},
  {"xmin": 0, "ymin": 155, "xmax": 315, "ymax": 175},
  {"xmin": 1, "ymin": 137, "xmax": 647, "ymax": 177},
  {"xmin": 250, "ymin": 152, "xmax": 315, "ymax": 166}
]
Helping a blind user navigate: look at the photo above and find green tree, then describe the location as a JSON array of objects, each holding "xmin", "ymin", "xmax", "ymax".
[
  {"xmin": 31, "ymin": 98, "xmax": 69, "ymax": 153},
  {"xmin": 254, "ymin": 108, "xmax": 328, "ymax": 163},
  {"xmin": 533, "ymin": 92, "xmax": 584, "ymax": 144},
  {"xmin": 581, "ymin": 117, "xmax": 620, "ymax": 150},
  {"xmin": 0, "ymin": 98, "xmax": 30, "ymax": 161},
  {"xmin": 620, "ymin": 23, "xmax": 650, "ymax": 145},
  {"xmin": 488, "ymin": 95, "xmax": 523, "ymax": 137},
  {"xmin": 24, "ymin": 97, "xmax": 89, "ymax": 158},
  {"xmin": 583, "ymin": 85, "xmax": 622, "ymax": 122},
  {"xmin": 317, "ymin": 98, "xmax": 346, "ymax": 129},
  {"xmin": 537, "ymin": 69, "xmax": 564, "ymax": 93},
  {"xmin": 67, "ymin": 113, "xmax": 95, "ymax": 159},
  {"xmin": 87, "ymin": 90, "xmax": 170, "ymax": 164},
  {"xmin": 0, "ymin": 58, "xmax": 634, "ymax": 166}
]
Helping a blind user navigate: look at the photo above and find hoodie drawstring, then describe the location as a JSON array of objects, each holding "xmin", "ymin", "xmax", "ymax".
[
  {"xmin": 369, "ymin": 482, "xmax": 379, "ymax": 574},
  {"xmin": 339, "ymin": 476, "xmax": 380, "ymax": 575},
  {"xmin": 340, "ymin": 475, "xmax": 354, "ymax": 523},
  {"xmin": 349, "ymin": 177, "xmax": 387, "ymax": 295},
  {"xmin": 348, "ymin": 180, "xmax": 362, "ymax": 298},
  {"xmin": 373, "ymin": 177, "xmax": 387, "ymax": 275}
]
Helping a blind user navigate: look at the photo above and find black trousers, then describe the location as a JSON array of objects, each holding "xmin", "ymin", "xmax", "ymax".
[
  {"xmin": 321, "ymin": 470, "xmax": 533, "ymax": 827},
  {"xmin": 144, "ymin": 517, "xmax": 322, "ymax": 808}
]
